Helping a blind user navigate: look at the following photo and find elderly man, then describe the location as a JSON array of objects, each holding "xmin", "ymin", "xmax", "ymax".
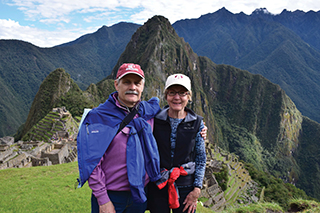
[{"xmin": 77, "ymin": 63, "xmax": 161, "ymax": 213}]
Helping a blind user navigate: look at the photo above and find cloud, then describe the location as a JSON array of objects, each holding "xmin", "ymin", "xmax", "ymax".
[
  {"xmin": 0, "ymin": 19, "xmax": 96, "ymax": 47},
  {"xmin": 7, "ymin": 0, "xmax": 320, "ymax": 21},
  {"xmin": 2, "ymin": 0, "xmax": 320, "ymax": 47},
  {"xmin": 8, "ymin": 0, "xmax": 142, "ymax": 23}
]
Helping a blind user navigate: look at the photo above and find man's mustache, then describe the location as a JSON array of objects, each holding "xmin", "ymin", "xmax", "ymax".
[{"xmin": 125, "ymin": 91, "xmax": 138, "ymax": 95}]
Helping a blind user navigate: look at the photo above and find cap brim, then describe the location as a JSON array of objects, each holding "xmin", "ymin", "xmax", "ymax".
[
  {"xmin": 118, "ymin": 71, "xmax": 144, "ymax": 80},
  {"xmin": 164, "ymin": 83, "xmax": 190, "ymax": 92}
]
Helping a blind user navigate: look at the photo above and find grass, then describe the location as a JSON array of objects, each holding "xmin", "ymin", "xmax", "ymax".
[
  {"xmin": 220, "ymin": 202, "xmax": 283, "ymax": 213},
  {"xmin": 0, "ymin": 162, "xmax": 91, "ymax": 213},
  {"xmin": 0, "ymin": 162, "xmax": 212, "ymax": 213},
  {"xmin": 1, "ymin": 162, "xmax": 320, "ymax": 213}
]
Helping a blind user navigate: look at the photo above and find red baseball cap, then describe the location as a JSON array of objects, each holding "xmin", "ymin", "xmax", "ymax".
[{"xmin": 116, "ymin": 63, "xmax": 145, "ymax": 80}]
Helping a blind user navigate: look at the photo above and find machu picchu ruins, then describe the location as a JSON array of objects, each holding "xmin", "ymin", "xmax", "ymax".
[
  {"xmin": 0, "ymin": 107, "xmax": 78, "ymax": 170},
  {"xmin": 199, "ymin": 142, "xmax": 259, "ymax": 211}
]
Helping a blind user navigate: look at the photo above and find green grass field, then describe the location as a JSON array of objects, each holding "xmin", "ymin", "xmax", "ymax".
[
  {"xmin": 0, "ymin": 162, "xmax": 91, "ymax": 213},
  {"xmin": 1, "ymin": 162, "xmax": 319, "ymax": 213},
  {"xmin": 0, "ymin": 162, "xmax": 212, "ymax": 212}
]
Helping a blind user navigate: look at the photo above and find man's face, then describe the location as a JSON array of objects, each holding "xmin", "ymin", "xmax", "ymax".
[{"xmin": 114, "ymin": 74, "xmax": 144, "ymax": 107}]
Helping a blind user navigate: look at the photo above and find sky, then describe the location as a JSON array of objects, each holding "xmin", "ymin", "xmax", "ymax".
[{"xmin": 1, "ymin": 0, "xmax": 319, "ymax": 48}]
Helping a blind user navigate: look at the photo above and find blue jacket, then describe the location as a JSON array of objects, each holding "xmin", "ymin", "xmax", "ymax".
[{"xmin": 77, "ymin": 92, "xmax": 161, "ymax": 203}]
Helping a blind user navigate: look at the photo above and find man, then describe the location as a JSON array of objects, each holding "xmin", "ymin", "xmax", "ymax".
[{"xmin": 77, "ymin": 63, "xmax": 161, "ymax": 213}]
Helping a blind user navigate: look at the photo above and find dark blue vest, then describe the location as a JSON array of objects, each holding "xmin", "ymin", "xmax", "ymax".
[{"xmin": 153, "ymin": 107, "xmax": 202, "ymax": 186}]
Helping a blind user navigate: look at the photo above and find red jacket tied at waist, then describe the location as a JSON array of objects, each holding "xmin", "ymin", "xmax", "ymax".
[{"xmin": 156, "ymin": 162, "xmax": 195, "ymax": 209}]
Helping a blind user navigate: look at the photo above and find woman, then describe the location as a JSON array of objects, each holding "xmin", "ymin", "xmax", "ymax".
[{"xmin": 148, "ymin": 74, "xmax": 207, "ymax": 213}]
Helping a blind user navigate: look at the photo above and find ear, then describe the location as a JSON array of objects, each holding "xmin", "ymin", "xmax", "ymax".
[{"xmin": 114, "ymin": 79, "xmax": 119, "ymax": 91}]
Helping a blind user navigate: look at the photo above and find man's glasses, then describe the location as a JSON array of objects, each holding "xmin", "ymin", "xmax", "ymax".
[{"xmin": 167, "ymin": 91, "xmax": 189, "ymax": 97}]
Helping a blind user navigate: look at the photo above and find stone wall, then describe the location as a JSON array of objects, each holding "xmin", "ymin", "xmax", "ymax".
[
  {"xmin": 31, "ymin": 156, "xmax": 52, "ymax": 166},
  {"xmin": 41, "ymin": 144, "xmax": 69, "ymax": 165},
  {"xmin": 200, "ymin": 142, "xmax": 258, "ymax": 211},
  {"xmin": 0, "ymin": 153, "xmax": 32, "ymax": 169},
  {"xmin": 0, "ymin": 136, "xmax": 76, "ymax": 170},
  {"xmin": 0, "ymin": 147, "xmax": 16, "ymax": 164},
  {"xmin": 0, "ymin": 136, "xmax": 14, "ymax": 145}
]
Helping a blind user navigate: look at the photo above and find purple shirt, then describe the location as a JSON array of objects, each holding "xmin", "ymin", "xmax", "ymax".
[{"xmin": 88, "ymin": 95, "xmax": 154, "ymax": 206}]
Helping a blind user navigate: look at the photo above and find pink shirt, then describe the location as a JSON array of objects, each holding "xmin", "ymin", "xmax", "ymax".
[{"xmin": 88, "ymin": 97, "xmax": 154, "ymax": 205}]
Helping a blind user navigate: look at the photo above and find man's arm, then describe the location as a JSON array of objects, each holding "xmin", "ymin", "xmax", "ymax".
[
  {"xmin": 200, "ymin": 121, "xmax": 207, "ymax": 140},
  {"xmin": 88, "ymin": 156, "xmax": 110, "ymax": 207}
]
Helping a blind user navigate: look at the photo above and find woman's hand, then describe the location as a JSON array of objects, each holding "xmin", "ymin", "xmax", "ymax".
[{"xmin": 183, "ymin": 187, "xmax": 201, "ymax": 213}]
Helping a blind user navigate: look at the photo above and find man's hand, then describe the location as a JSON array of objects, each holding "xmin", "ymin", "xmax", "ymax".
[
  {"xmin": 183, "ymin": 187, "xmax": 201, "ymax": 213},
  {"xmin": 99, "ymin": 201, "xmax": 115, "ymax": 213},
  {"xmin": 200, "ymin": 122, "xmax": 208, "ymax": 140}
]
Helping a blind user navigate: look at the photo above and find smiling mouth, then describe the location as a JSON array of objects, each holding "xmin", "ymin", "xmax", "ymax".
[{"xmin": 125, "ymin": 91, "xmax": 138, "ymax": 95}]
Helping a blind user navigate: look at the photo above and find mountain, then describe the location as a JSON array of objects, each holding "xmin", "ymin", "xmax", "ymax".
[
  {"xmin": 3, "ymin": 8, "xmax": 320, "ymax": 140},
  {"xmin": 172, "ymin": 7, "xmax": 320, "ymax": 123},
  {"xmin": 0, "ymin": 22, "xmax": 140, "ymax": 137},
  {"xmin": 22, "ymin": 15, "xmax": 320, "ymax": 201},
  {"xmin": 19, "ymin": 68, "xmax": 118, "ymax": 137},
  {"xmin": 273, "ymin": 9, "xmax": 320, "ymax": 52}
]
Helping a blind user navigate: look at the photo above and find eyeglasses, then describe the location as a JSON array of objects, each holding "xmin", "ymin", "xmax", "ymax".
[{"xmin": 167, "ymin": 91, "xmax": 189, "ymax": 97}]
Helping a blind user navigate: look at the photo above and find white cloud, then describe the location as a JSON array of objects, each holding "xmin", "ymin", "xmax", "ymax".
[
  {"xmin": 131, "ymin": 0, "xmax": 320, "ymax": 25},
  {"xmin": 8, "ymin": 0, "xmax": 142, "ymax": 23},
  {"xmin": 0, "ymin": 19, "xmax": 97, "ymax": 47},
  {"xmin": 6, "ymin": 0, "xmax": 320, "ymax": 23},
  {"xmin": 2, "ymin": 0, "xmax": 320, "ymax": 47}
]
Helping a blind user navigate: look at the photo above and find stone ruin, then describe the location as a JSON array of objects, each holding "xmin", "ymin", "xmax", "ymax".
[
  {"xmin": 23, "ymin": 107, "xmax": 79, "ymax": 145},
  {"xmin": 199, "ymin": 141, "xmax": 259, "ymax": 211},
  {"xmin": 0, "ymin": 136, "xmax": 77, "ymax": 170},
  {"xmin": 0, "ymin": 107, "xmax": 79, "ymax": 170}
]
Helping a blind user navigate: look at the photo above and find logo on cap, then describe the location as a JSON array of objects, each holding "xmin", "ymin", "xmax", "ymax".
[
  {"xmin": 116, "ymin": 63, "xmax": 145, "ymax": 80},
  {"xmin": 126, "ymin": 64, "xmax": 139, "ymax": 71}
]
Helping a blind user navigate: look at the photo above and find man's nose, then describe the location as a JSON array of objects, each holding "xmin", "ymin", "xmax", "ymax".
[{"xmin": 128, "ymin": 82, "xmax": 136, "ymax": 89}]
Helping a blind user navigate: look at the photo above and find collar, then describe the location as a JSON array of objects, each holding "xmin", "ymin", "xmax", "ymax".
[
  {"xmin": 112, "ymin": 92, "xmax": 141, "ymax": 113},
  {"xmin": 155, "ymin": 105, "xmax": 198, "ymax": 122}
]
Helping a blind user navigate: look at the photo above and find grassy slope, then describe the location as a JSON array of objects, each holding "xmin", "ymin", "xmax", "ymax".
[
  {"xmin": 0, "ymin": 162, "xmax": 91, "ymax": 213},
  {"xmin": 0, "ymin": 162, "xmax": 212, "ymax": 213},
  {"xmin": 1, "ymin": 162, "xmax": 320, "ymax": 212}
]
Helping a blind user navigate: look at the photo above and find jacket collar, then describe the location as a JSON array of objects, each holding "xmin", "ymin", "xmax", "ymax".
[
  {"xmin": 155, "ymin": 105, "xmax": 197, "ymax": 122},
  {"xmin": 112, "ymin": 92, "xmax": 141, "ymax": 112}
]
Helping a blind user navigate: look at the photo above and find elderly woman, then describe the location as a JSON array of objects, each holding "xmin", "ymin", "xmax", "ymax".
[{"xmin": 148, "ymin": 74, "xmax": 207, "ymax": 213}]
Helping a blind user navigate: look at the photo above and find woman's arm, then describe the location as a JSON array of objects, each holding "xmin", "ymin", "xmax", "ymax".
[
  {"xmin": 193, "ymin": 120, "xmax": 207, "ymax": 188},
  {"xmin": 183, "ymin": 120, "xmax": 207, "ymax": 213}
]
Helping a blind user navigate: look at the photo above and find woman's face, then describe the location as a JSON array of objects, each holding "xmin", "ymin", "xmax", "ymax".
[{"xmin": 166, "ymin": 85, "xmax": 190, "ymax": 113}]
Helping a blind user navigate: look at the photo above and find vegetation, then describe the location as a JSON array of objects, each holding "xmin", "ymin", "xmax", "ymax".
[
  {"xmin": 214, "ymin": 165, "xmax": 229, "ymax": 191},
  {"xmin": 244, "ymin": 162, "xmax": 313, "ymax": 210},
  {"xmin": 1, "ymin": 162, "xmax": 320, "ymax": 213},
  {"xmin": 0, "ymin": 162, "xmax": 91, "ymax": 213},
  {"xmin": 173, "ymin": 8, "xmax": 320, "ymax": 123},
  {"xmin": 0, "ymin": 23, "xmax": 140, "ymax": 138}
]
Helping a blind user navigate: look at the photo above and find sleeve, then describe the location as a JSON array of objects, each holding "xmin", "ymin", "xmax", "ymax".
[
  {"xmin": 140, "ymin": 118, "xmax": 161, "ymax": 182},
  {"xmin": 88, "ymin": 154, "xmax": 110, "ymax": 206},
  {"xmin": 193, "ymin": 120, "xmax": 207, "ymax": 188}
]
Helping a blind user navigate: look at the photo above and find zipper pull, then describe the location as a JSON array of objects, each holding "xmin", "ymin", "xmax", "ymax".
[{"xmin": 86, "ymin": 123, "xmax": 89, "ymax": 134}]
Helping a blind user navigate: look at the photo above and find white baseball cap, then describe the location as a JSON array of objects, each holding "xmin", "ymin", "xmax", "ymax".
[{"xmin": 164, "ymin": 74, "xmax": 191, "ymax": 92}]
